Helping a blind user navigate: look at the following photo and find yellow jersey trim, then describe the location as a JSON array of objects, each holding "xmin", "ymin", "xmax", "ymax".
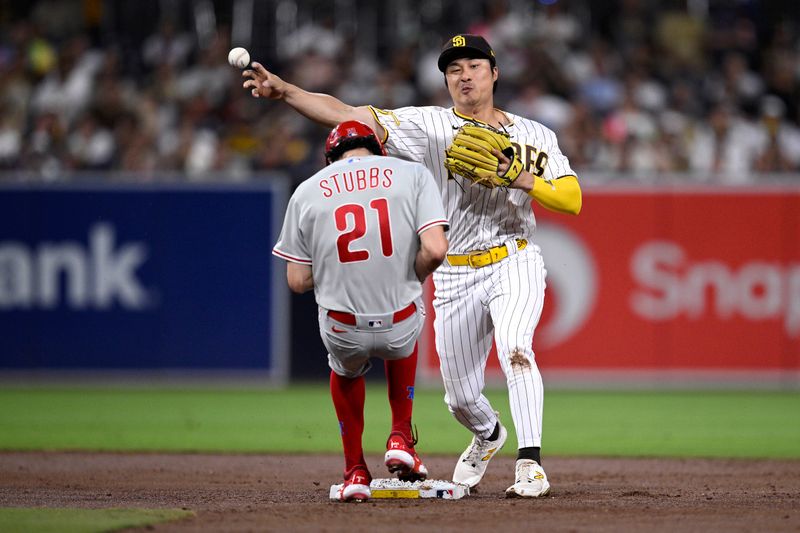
[
  {"xmin": 452, "ymin": 108, "xmax": 514, "ymax": 128},
  {"xmin": 368, "ymin": 106, "xmax": 391, "ymax": 144}
]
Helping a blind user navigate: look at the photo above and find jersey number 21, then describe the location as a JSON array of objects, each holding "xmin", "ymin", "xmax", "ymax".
[{"xmin": 335, "ymin": 198, "xmax": 393, "ymax": 263}]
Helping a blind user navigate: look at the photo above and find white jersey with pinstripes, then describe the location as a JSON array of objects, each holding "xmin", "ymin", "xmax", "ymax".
[
  {"xmin": 272, "ymin": 154, "xmax": 448, "ymax": 315},
  {"xmin": 370, "ymin": 105, "xmax": 577, "ymax": 450},
  {"xmin": 369, "ymin": 106, "xmax": 575, "ymax": 253}
]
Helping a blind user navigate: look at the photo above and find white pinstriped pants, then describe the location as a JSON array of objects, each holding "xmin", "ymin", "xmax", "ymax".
[{"xmin": 432, "ymin": 244, "xmax": 547, "ymax": 449}]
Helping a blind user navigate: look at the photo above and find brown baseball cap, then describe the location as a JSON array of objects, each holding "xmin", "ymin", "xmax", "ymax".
[{"xmin": 438, "ymin": 34, "xmax": 496, "ymax": 72}]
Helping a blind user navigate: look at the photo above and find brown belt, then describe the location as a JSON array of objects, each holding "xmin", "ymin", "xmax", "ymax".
[
  {"xmin": 446, "ymin": 239, "xmax": 527, "ymax": 268},
  {"xmin": 327, "ymin": 302, "xmax": 417, "ymax": 326}
]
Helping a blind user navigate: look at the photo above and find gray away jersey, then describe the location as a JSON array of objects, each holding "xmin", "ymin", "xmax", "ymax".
[
  {"xmin": 370, "ymin": 106, "xmax": 577, "ymax": 253},
  {"xmin": 273, "ymin": 155, "xmax": 448, "ymax": 314}
]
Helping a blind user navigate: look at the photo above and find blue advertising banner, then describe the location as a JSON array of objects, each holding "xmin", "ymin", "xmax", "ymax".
[{"xmin": 0, "ymin": 182, "xmax": 289, "ymax": 381}]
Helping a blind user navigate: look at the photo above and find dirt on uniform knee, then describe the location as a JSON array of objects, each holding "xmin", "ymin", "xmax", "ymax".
[{"xmin": 509, "ymin": 348, "xmax": 531, "ymax": 371}]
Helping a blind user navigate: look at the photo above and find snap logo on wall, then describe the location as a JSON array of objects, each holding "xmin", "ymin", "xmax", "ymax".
[
  {"xmin": 630, "ymin": 241, "xmax": 800, "ymax": 336},
  {"xmin": 0, "ymin": 223, "xmax": 152, "ymax": 310},
  {"xmin": 536, "ymin": 223, "xmax": 598, "ymax": 348}
]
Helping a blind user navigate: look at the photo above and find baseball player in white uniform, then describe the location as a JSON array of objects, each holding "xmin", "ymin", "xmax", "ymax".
[
  {"xmin": 248, "ymin": 34, "xmax": 581, "ymax": 498},
  {"xmin": 273, "ymin": 120, "xmax": 448, "ymax": 502}
]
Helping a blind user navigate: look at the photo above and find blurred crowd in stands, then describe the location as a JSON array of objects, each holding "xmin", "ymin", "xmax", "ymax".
[{"xmin": 0, "ymin": 0, "xmax": 798, "ymax": 183}]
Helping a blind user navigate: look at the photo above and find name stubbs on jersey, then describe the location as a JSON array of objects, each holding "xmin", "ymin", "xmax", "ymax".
[{"xmin": 319, "ymin": 165, "xmax": 394, "ymax": 198}]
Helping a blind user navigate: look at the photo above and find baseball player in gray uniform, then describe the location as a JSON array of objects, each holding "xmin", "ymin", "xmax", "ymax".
[
  {"xmin": 249, "ymin": 34, "xmax": 581, "ymax": 498},
  {"xmin": 273, "ymin": 120, "xmax": 449, "ymax": 502}
]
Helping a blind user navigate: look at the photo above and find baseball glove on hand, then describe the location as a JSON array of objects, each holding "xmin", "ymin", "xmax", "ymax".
[{"xmin": 444, "ymin": 124, "xmax": 524, "ymax": 189}]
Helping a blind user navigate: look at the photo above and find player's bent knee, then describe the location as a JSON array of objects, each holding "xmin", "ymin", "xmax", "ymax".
[
  {"xmin": 328, "ymin": 354, "xmax": 372, "ymax": 379},
  {"xmin": 445, "ymin": 393, "xmax": 482, "ymax": 415}
]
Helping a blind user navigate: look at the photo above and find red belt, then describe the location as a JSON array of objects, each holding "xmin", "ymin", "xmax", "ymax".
[{"xmin": 327, "ymin": 303, "xmax": 417, "ymax": 326}]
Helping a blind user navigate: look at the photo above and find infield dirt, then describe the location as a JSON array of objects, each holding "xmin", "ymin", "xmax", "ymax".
[{"xmin": 1, "ymin": 452, "xmax": 798, "ymax": 532}]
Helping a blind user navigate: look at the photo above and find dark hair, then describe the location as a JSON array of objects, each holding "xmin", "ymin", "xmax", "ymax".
[{"xmin": 326, "ymin": 135, "xmax": 384, "ymax": 163}]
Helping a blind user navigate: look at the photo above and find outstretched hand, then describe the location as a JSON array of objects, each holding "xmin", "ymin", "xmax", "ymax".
[{"xmin": 242, "ymin": 62, "xmax": 286, "ymax": 100}]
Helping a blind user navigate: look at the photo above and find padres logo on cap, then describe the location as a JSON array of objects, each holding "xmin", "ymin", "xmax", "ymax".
[{"xmin": 438, "ymin": 34, "xmax": 497, "ymax": 72}]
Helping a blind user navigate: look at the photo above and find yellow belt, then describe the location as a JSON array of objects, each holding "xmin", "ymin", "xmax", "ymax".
[{"xmin": 446, "ymin": 239, "xmax": 528, "ymax": 268}]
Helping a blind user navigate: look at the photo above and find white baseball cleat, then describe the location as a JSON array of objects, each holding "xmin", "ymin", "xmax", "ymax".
[
  {"xmin": 452, "ymin": 422, "xmax": 507, "ymax": 488},
  {"xmin": 505, "ymin": 459, "xmax": 551, "ymax": 498}
]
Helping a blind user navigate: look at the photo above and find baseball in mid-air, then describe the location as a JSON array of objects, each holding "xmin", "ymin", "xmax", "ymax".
[{"xmin": 228, "ymin": 47, "xmax": 250, "ymax": 69}]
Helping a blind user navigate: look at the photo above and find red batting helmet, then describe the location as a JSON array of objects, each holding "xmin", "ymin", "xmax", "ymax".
[{"xmin": 324, "ymin": 120, "xmax": 387, "ymax": 164}]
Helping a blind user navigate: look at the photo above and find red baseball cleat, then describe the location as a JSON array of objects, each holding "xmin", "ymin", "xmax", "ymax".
[
  {"xmin": 338, "ymin": 466, "xmax": 372, "ymax": 502},
  {"xmin": 384, "ymin": 431, "xmax": 428, "ymax": 482}
]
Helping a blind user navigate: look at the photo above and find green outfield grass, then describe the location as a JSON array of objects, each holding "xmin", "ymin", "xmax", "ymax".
[
  {"xmin": 0, "ymin": 508, "xmax": 192, "ymax": 533},
  {"xmin": 0, "ymin": 385, "xmax": 798, "ymax": 458}
]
